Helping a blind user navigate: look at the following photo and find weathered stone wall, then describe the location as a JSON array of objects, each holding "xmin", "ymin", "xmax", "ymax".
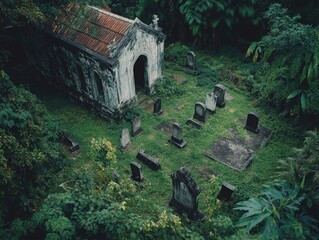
[
  {"xmin": 22, "ymin": 21, "xmax": 165, "ymax": 121},
  {"xmin": 23, "ymin": 29, "xmax": 123, "ymax": 119},
  {"xmin": 116, "ymin": 22, "xmax": 165, "ymax": 105}
]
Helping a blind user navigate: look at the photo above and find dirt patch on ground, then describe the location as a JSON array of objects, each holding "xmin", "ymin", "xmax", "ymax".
[
  {"xmin": 225, "ymin": 92, "xmax": 234, "ymax": 101},
  {"xmin": 175, "ymin": 104, "xmax": 185, "ymax": 112},
  {"xmin": 171, "ymin": 73, "xmax": 187, "ymax": 85},
  {"xmin": 198, "ymin": 165, "xmax": 218, "ymax": 180},
  {"xmin": 155, "ymin": 121, "xmax": 174, "ymax": 135}
]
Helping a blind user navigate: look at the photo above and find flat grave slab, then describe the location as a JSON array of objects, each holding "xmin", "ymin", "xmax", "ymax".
[{"xmin": 203, "ymin": 126, "xmax": 271, "ymax": 171}]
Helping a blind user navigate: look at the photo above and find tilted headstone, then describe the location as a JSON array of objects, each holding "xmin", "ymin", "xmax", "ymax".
[
  {"xmin": 217, "ymin": 182, "xmax": 235, "ymax": 201},
  {"xmin": 186, "ymin": 118, "xmax": 202, "ymax": 129},
  {"xmin": 205, "ymin": 92, "xmax": 218, "ymax": 113},
  {"xmin": 193, "ymin": 102, "xmax": 206, "ymax": 122},
  {"xmin": 169, "ymin": 167, "xmax": 205, "ymax": 221},
  {"xmin": 168, "ymin": 123, "xmax": 187, "ymax": 148},
  {"xmin": 113, "ymin": 171, "xmax": 120, "ymax": 181},
  {"xmin": 130, "ymin": 161, "xmax": 144, "ymax": 182},
  {"xmin": 136, "ymin": 149, "xmax": 161, "ymax": 170},
  {"xmin": 120, "ymin": 128, "xmax": 131, "ymax": 149},
  {"xmin": 244, "ymin": 112, "xmax": 260, "ymax": 133},
  {"xmin": 153, "ymin": 98, "xmax": 163, "ymax": 115},
  {"xmin": 131, "ymin": 115, "xmax": 143, "ymax": 136},
  {"xmin": 214, "ymin": 84, "xmax": 226, "ymax": 108},
  {"xmin": 186, "ymin": 51, "xmax": 196, "ymax": 69},
  {"xmin": 61, "ymin": 135, "xmax": 80, "ymax": 153}
]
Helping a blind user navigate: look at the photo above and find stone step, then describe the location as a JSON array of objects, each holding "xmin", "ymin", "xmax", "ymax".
[{"xmin": 137, "ymin": 93, "xmax": 148, "ymax": 104}]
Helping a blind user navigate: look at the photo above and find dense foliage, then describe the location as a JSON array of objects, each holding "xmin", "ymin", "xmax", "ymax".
[
  {"xmin": 246, "ymin": 4, "xmax": 319, "ymax": 118},
  {"xmin": 1, "ymin": 0, "xmax": 319, "ymax": 239},
  {"xmin": 278, "ymin": 131, "xmax": 319, "ymax": 207},
  {"xmin": 235, "ymin": 130, "xmax": 319, "ymax": 239},
  {"xmin": 1, "ymin": 138, "xmax": 206, "ymax": 239},
  {"xmin": 235, "ymin": 180, "xmax": 319, "ymax": 240},
  {"xmin": 0, "ymin": 71, "xmax": 65, "ymax": 221},
  {"xmin": 0, "ymin": 0, "xmax": 110, "ymax": 27}
]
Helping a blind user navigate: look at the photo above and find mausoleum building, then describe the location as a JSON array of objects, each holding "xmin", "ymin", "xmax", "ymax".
[{"xmin": 24, "ymin": 3, "xmax": 165, "ymax": 119}]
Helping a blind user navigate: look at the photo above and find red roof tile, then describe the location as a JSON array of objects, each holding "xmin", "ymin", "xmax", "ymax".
[{"xmin": 51, "ymin": 3, "xmax": 133, "ymax": 57}]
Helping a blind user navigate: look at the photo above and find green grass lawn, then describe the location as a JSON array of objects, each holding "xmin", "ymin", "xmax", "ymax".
[{"xmin": 36, "ymin": 46, "xmax": 303, "ymax": 236}]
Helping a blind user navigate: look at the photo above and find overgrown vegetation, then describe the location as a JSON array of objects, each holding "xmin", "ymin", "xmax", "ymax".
[
  {"xmin": 0, "ymin": 71, "xmax": 65, "ymax": 222},
  {"xmin": 1, "ymin": 0, "xmax": 319, "ymax": 239},
  {"xmin": 246, "ymin": 4, "xmax": 319, "ymax": 119}
]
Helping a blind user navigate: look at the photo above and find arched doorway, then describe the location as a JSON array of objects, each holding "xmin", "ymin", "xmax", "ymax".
[{"xmin": 133, "ymin": 55, "xmax": 148, "ymax": 93}]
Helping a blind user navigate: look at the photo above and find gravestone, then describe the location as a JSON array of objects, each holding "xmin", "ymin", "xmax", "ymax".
[
  {"xmin": 136, "ymin": 149, "xmax": 161, "ymax": 170},
  {"xmin": 186, "ymin": 51, "xmax": 196, "ymax": 69},
  {"xmin": 214, "ymin": 84, "xmax": 226, "ymax": 108},
  {"xmin": 120, "ymin": 128, "xmax": 131, "ymax": 149},
  {"xmin": 131, "ymin": 115, "xmax": 143, "ymax": 136},
  {"xmin": 113, "ymin": 171, "xmax": 120, "ymax": 181},
  {"xmin": 244, "ymin": 112, "xmax": 260, "ymax": 133},
  {"xmin": 168, "ymin": 123, "xmax": 187, "ymax": 148},
  {"xmin": 153, "ymin": 98, "xmax": 163, "ymax": 115},
  {"xmin": 170, "ymin": 167, "xmax": 205, "ymax": 221},
  {"xmin": 217, "ymin": 182, "xmax": 235, "ymax": 201},
  {"xmin": 193, "ymin": 102, "xmax": 206, "ymax": 122},
  {"xmin": 130, "ymin": 161, "xmax": 144, "ymax": 182},
  {"xmin": 205, "ymin": 92, "xmax": 217, "ymax": 113},
  {"xmin": 61, "ymin": 135, "xmax": 80, "ymax": 153},
  {"xmin": 186, "ymin": 118, "xmax": 202, "ymax": 129}
]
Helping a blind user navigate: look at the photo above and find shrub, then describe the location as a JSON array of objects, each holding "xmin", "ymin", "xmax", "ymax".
[{"xmin": 155, "ymin": 75, "xmax": 185, "ymax": 96}]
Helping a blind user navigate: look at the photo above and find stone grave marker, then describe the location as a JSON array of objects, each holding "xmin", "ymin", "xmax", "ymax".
[
  {"xmin": 136, "ymin": 149, "xmax": 161, "ymax": 170},
  {"xmin": 169, "ymin": 167, "xmax": 205, "ymax": 221},
  {"xmin": 168, "ymin": 123, "xmax": 187, "ymax": 148},
  {"xmin": 214, "ymin": 84, "xmax": 226, "ymax": 108},
  {"xmin": 131, "ymin": 115, "xmax": 143, "ymax": 136},
  {"xmin": 193, "ymin": 102, "xmax": 206, "ymax": 122},
  {"xmin": 61, "ymin": 134, "xmax": 80, "ymax": 154},
  {"xmin": 205, "ymin": 92, "xmax": 217, "ymax": 113},
  {"xmin": 153, "ymin": 98, "xmax": 163, "ymax": 115},
  {"xmin": 120, "ymin": 128, "xmax": 131, "ymax": 149},
  {"xmin": 130, "ymin": 161, "xmax": 144, "ymax": 182},
  {"xmin": 244, "ymin": 112, "xmax": 260, "ymax": 133},
  {"xmin": 113, "ymin": 171, "xmax": 120, "ymax": 181},
  {"xmin": 217, "ymin": 182, "xmax": 235, "ymax": 201},
  {"xmin": 186, "ymin": 118, "xmax": 202, "ymax": 129},
  {"xmin": 186, "ymin": 51, "xmax": 196, "ymax": 69}
]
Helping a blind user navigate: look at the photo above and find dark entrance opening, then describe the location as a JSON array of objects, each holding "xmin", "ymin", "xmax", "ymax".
[{"xmin": 134, "ymin": 55, "xmax": 148, "ymax": 93}]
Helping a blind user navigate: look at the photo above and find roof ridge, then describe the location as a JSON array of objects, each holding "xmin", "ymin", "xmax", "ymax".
[{"xmin": 88, "ymin": 5, "xmax": 134, "ymax": 24}]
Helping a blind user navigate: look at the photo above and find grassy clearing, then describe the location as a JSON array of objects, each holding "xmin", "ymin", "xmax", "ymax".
[{"xmin": 36, "ymin": 44, "xmax": 303, "ymax": 235}]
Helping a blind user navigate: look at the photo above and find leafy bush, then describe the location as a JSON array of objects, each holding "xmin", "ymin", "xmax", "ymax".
[
  {"xmin": 278, "ymin": 131, "xmax": 319, "ymax": 207},
  {"xmin": 164, "ymin": 43, "xmax": 190, "ymax": 66},
  {"xmin": 30, "ymin": 164, "xmax": 204, "ymax": 239},
  {"xmin": 193, "ymin": 60, "xmax": 220, "ymax": 87},
  {"xmin": 0, "ymin": 71, "xmax": 65, "ymax": 220},
  {"xmin": 124, "ymin": 105, "xmax": 142, "ymax": 121},
  {"xmin": 155, "ymin": 75, "xmax": 185, "ymax": 97},
  {"xmin": 234, "ymin": 180, "xmax": 319, "ymax": 240},
  {"xmin": 246, "ymin": 4, "xmax": 319, "ymax": 118}
]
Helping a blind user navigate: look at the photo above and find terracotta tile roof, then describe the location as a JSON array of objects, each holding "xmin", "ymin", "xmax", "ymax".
[{"xmin": 51, "ymin": 3, "xmax": 133, "ymax": 57}]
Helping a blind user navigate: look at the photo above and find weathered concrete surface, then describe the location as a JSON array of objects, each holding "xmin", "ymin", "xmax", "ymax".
[{"xmin": 204, "ymin": 126, "xmax": 271, "ymax": 171}]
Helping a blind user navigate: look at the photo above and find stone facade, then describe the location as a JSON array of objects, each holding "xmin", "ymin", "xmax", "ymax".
[{"xmin": 24, "ymin": 4, "xmax": 165, "ymax": 120}]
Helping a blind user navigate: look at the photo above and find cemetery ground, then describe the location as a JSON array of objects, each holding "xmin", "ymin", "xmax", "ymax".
[{"xmin": 36, "ymin": 45, "xmax": 304, "ymax": 237}]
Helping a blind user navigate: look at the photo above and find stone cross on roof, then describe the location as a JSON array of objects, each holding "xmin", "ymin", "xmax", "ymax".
[
  {"xmin": 151, "ymin": 14, "xmax": 159, "ymax": 30},
  {"xmin": 107, "ymin": 37, "xmax": 117, "ymax": 57}
]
